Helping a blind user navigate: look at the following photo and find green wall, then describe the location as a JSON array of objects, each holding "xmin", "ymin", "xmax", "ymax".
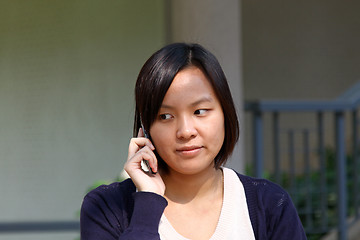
[{"xmin": 0, "ymin": 1, "xmax": 165, "ymax": 239}]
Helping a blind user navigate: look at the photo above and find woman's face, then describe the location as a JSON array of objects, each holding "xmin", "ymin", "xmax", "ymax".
[{"xmin": 150, "ymin": 66, "xmax": 225, "ymax": 175}]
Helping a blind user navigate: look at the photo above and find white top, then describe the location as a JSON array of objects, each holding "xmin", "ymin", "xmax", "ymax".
[{"xmin": 159, "ymin": 167, "xmax": 255, "ymax": 240}]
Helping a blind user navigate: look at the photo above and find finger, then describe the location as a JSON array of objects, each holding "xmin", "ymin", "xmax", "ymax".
[
  {"xmin": 128, "ymin": 138, "xmax": 154, "ymax": 157},
  {"xmin": 126, "ymin": 147, "xmax": 158, "ymax": 173},
  {"xmin": 137, "ymin": 147, "xmax": 158, "ymax": 173},
  {"xmin": 138, "ymin": 128, "xmax": 144, "ymax": 138},
  {"xmin": 138, "ymin": 128, "xmax": 155, "ymax": 150},
  {"xmin": 125, "ymin": 149, "xmax": 150, "ymax": 171},
  {"xmin": 129, "ymin": 137, "xmax": 155, "ymax": 153},
  {"xmin": 128, "ymin": 150, "xmax": 153, "ymax": 168}
]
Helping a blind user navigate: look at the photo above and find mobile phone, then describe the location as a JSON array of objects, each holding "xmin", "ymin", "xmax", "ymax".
[{"xmin": 140, "ymin": 120, "xmax": 156, "ymax": 174}]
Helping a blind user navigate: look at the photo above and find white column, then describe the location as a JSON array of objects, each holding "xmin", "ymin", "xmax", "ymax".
[{"xmin": 167, "ymin": 0, "xmax": 244, "ymax": 172}]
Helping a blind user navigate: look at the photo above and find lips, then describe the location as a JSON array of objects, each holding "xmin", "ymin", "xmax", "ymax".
[
  {"xmin": 176, "ymin": 145, "xmax": 203, "ymax": 157},
  {"xmin": 177, "ymin": 145, "xmax": 202, "ymax": 151}
]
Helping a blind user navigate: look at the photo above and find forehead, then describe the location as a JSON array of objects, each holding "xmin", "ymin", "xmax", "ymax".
[{"xmin": 161, "ymin": 67, "xmax": 219, "ymax": 107}]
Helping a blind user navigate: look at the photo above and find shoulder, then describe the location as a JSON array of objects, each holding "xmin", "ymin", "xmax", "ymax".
[
  {"xmin": 80, "ymin": 178, "xmax": 168, "ymax": 238},
  {"xmin": 81, "ymin": 178, "xmax": 136, "ymax": 219},
  {"xmin": 232, "ymin": 171, "xmax": 306, "ymax": 239},
  {"xmin": 84, "ymin": 178, "xmax": 136, "ymax": 203},
  {"xmin": 80, "ymin": 178, "xmax": 137, "ymax": 235},
  {"xmin": 235, "ymin": 172, "xmax": 291, "ymax": 209}
]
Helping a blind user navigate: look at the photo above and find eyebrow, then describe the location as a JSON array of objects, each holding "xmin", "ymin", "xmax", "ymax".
[{"xmin": 160, "ymin": 96, "xmax": 214, "ymax": 109}]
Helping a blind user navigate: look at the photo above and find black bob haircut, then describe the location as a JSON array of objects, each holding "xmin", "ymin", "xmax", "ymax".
[{"xmin": 134, "ymin": 43, "xmax": 239, "ymax": 169}]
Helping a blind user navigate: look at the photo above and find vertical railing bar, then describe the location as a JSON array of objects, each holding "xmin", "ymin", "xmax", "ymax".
[
  {"xmin": 288, "ymin": 130, "xmax": 296, "ymax": 198},
  {"xmin": 253, "ymin": 111, "xmax": 264, "ymax": 178},
  {"xmin": 335, "ymin": 111, "xmax": 347, "ymax": 240},
  {"xmin": 303, "ymin": 129, "xmax": 313, "ymax": 230},
  {"xmin": 273, "ymin": 112, "xmax": 281, "ymax": 184},
  {"xmin": 352, "ymin": 109, "xmax": 359, "ymax": 219},
  {"xmin": 317, "ymin": 111, "xmax": 328, "ymax": 231}
]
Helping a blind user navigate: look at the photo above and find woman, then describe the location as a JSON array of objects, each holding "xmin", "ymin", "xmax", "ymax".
[{"xmin": 80, "ymin": 43, "xmax": 307, "ymax": 240}]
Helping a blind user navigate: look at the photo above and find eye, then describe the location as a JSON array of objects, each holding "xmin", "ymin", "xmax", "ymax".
[
  {"xmin": 194, "ymin": 109, "xmax": 208, "ymax": 115},
  {"xmin": 159, "ymin": 113, "xmax": 172, "ymax": 120}
]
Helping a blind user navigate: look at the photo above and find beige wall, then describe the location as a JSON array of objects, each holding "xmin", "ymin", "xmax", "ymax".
[
  {"xmin": 0, "ymin": 1, "xmax": 165, "ymax": 239},
  {"xmin": 242, "ymin": 0, "xmax": 360, "ymax": 100}
]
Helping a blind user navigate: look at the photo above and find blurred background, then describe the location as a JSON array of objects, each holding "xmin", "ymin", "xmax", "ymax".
[{"xmin": 0, "ymin": 0, "xmax": 359, "ymax": 239}]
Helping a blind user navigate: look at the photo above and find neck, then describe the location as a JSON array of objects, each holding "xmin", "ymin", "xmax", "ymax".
[{"xmin": 161, "ymin": 167, "xmax": 223, "ymax": 204}]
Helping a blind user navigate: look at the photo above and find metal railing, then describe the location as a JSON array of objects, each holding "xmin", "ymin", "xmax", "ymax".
[{"xmin": 245, "ymin": 82, "xmax": 360, "ymax": 240}]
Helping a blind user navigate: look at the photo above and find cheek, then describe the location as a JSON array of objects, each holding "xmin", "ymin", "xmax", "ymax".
[
  {"xmin": 215, "ymin": 123, "xmax": 225, "ymax": 145},
  {"xmin": 150, "ymin": 125, "xmax": 171, "ymax": 150},
  {"xmin": 152, "ymin": 136, "xmax": 168, "ymax": 150},
  {"xmin": 150, "ymin": 134, "xmax": 173, "ymax": 164},
  {"xmin": 211, "ymin": 113, "xmax": 225, "ymax": 135},
  {"xmin": 212, "ymin": 116, "xmax": 225, "ymax": 148}
]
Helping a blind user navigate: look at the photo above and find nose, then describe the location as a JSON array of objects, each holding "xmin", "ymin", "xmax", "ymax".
[{"xmin": 176, "ymin": 115, "xmax": 198, "ymax": 140}]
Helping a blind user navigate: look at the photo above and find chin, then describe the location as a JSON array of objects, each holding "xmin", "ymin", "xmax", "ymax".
[{"xmin": 167, "ymin": 161, "xmax": 216, "ymax": 176}]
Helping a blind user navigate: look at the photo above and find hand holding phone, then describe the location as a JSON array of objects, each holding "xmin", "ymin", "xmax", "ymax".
[{"xmin": 124, "ymin": 125, "xmax": 165, "ymax": 196}]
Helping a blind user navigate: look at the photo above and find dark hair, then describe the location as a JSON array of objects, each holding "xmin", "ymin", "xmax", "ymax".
[{"xmin": 134, "ymin": 43, "xmax": 239, "ymax": 169}]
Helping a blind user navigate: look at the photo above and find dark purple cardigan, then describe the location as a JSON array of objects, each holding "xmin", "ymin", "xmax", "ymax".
[{"xmin": 80, "ymin": 173, "xmax": 307, "ymax": 240}]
